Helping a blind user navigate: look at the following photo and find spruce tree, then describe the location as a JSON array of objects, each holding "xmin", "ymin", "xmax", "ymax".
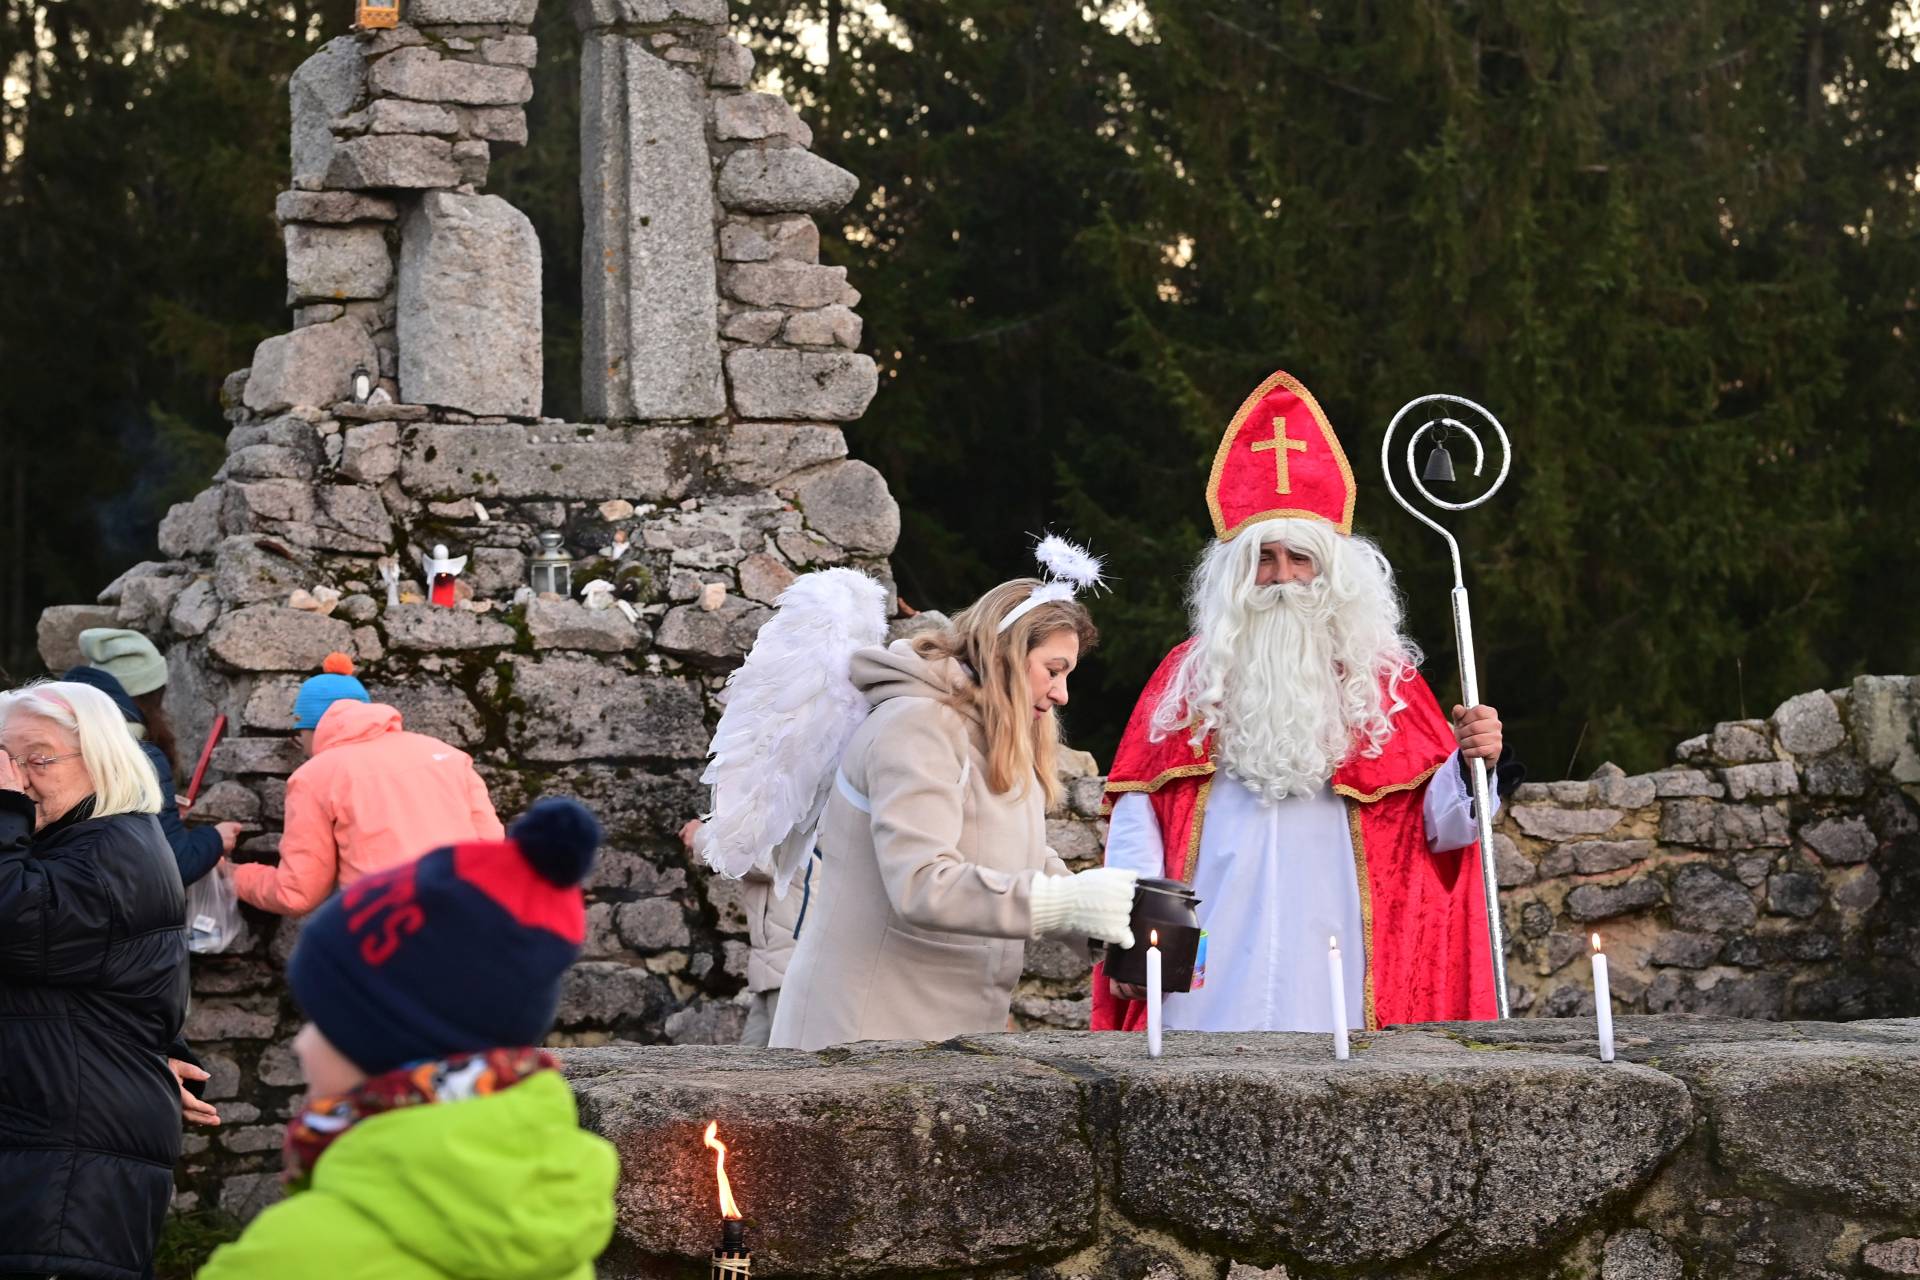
[
  {"xmin": 737, "ymin": 0, "xmax": 1920, "ymax": 770},
  {"xmin": 0, "ymin": 1, "xmax": 340, "ymax": 672}
]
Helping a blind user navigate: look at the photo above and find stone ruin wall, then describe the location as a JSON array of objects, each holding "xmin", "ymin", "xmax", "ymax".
[
  {"xmin": 35, "ymin": 0, "xmax": 895, "ymax": 1219},
  {"xmin": 1488, "ymin": 680, "xmax": 1920, "ymax": 1022},
  {"xmin": 24, "ymin": 0, "xmax": 1920, "ymax": 1229}
]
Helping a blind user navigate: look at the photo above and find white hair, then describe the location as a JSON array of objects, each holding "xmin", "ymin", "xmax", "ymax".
[
  {"xmin": 1152, "ymin": 518, "xmax": 1421, "ymax": 801},
  {"xmin": 0, "ymin": 680, "xmax": 161, "ymax": 818}
]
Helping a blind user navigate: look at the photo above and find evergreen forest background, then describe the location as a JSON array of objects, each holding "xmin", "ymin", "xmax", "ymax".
[{"xmin": 3, "ymin": 0, "xmax": 1917, "ymax": 774}]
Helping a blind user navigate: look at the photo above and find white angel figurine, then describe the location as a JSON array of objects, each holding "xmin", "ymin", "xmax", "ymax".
[
  {"xmin": 377, "ymin": 556, "xmax": 402, "ymax": 608},
  {"xmin": 422, "ymin": 544, "xmax": 468, "ymax": 608}
]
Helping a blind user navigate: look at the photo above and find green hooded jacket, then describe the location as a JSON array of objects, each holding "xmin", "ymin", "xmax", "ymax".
[{"xmin": 200, "ymin": 1070, "xmax": 619, "ymax": 1280}]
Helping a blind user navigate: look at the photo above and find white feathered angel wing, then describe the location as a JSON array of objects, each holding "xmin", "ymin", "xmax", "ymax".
[{"xmin": 694, "ymin": 567, "xmax": 889, "ymax": 894}]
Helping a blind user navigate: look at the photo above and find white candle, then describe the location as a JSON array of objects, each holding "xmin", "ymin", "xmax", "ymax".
[
  {"xmin": 1591, "ymin": 933, "xmax": 1615, "ymax": 1062},
  {"xmin": 1145, "ymin": 930, "xmax": 1163, "ymax": 1058},
  {"xmin": 1328, "ymin": 935, "xmax": 1350, "ymax": 1060}
]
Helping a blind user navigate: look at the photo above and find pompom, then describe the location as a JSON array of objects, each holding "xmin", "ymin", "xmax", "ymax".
[
  {"xmin": 1034, "ymin": 534, "xmax": 1105, "ymax": 592},
  {"xmin": 509, "ymin": 798, "xmax": 603, "ymax": 887},
  {"xmin": 322, "ymin": 652, "xmax": 356, "ymax": 676}
]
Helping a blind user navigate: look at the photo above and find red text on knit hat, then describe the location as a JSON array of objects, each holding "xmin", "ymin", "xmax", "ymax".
[{"xmin": 344, "ymin": 864, "xmax": 424, "ymax": 965}]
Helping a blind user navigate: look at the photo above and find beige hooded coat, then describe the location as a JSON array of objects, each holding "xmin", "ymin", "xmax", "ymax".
[
  {"xmin": 768, "ymin": 642, "xmax": 1072, "ymax": 1050},
  {"xmin": 741, "ymin": 862, "xmax": 809, "ymax": 995}
]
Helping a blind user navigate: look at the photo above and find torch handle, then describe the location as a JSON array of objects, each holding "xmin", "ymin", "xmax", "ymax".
[
  {"xmin": 183, "ymin": 714, "xmax": 227, "ymax": 808},
  {"xmin": 1451, "ymin": 588, "xmax": 1511, "ymax": 1019}
]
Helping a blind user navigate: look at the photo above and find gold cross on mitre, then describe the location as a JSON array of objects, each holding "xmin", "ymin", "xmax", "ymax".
[{"xmin": 1248, "ymin": 412, "xmax": 1308, "ymax": 494}]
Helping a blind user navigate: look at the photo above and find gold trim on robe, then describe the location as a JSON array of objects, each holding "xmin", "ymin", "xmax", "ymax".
[
  {"xmin": 1331, "ymin": 762, "xmax": 1444, "ymax": 805},
  {"xmin": 1346, "ymin": 799, "xmax": 1378, "ymax": 1032}
]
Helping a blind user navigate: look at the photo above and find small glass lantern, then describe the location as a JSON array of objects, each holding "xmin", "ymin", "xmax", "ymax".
[
  {"xmin": 529, "ymin": 531, "xmax": 573, "ymax": 598},
  {"xmin": 356, "ymin": 0, "xmax": 400, "ymax": 30}
]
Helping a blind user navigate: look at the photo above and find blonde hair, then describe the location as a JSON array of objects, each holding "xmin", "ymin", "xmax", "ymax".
[
  {"xmin": 0, "ymin": 680, "xmax": 162, "ymax": 818},
  {"xmin": 910, "ymin": 579, "xmax": 1098, "ymax": 807}
]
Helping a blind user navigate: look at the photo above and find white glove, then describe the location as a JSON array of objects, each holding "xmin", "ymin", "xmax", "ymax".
[{"xmin": 1029, "ymin": 867, "xmax": 1138, "ymax": 946}]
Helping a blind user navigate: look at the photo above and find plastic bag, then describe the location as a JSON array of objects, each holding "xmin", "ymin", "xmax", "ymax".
[{"xmin": 185, "ymin": 865, "xmax": 252, "ymax": 955}]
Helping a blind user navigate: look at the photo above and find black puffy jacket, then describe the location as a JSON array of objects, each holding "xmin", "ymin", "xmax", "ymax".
[{"xmin": 0, "ymin": 791, "xmax": 189, "ymax": 1280}]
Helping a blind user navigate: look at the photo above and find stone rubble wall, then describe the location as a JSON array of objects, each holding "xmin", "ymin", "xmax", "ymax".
[
  {"xmin": 33, "ymin": 0, "xmax": 895, "ymax": 1220},
  {"xmin": 1025, "ymin": 677, "xmax": 1920, "ymax": 1031},
  {"xmin": 566, "ymin": 1016, "xmax": 1920, "ymax": 1280},
  {"xmin": 1496, "ymin": 678, "xmax": 1920, "ymax": 1023}
]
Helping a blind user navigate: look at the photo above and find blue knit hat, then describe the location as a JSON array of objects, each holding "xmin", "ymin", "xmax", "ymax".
[
  {"xmin": 287, "ymin": 798, "xmax": 603, "ymax": 1075},
  {"xmin": 293, "ymin": 652, "xmax": 370, "ymax": 730}
]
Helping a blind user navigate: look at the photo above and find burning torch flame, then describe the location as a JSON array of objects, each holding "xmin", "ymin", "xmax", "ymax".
[{"xmin": 703, "ymin": 1121, "xmax": 743, "ymax": 1221}]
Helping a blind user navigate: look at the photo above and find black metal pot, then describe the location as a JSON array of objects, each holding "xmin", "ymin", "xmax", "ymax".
[{"xmin": 1103, "ymin": 877, "xmax": 1204, "ymax": 993}]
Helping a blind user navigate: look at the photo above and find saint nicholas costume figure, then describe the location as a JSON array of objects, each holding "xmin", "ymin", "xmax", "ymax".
[{"xmin": 1091, "ymin": 370, "xmax": 1515, "ymax": 1034}]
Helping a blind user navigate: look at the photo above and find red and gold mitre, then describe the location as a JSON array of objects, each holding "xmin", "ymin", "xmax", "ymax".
[{"xmin": 1205, "ymin": 370, "xmax": 1356, "ymax": 540}]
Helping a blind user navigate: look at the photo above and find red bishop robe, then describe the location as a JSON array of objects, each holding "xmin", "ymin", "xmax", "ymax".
[{"xmin": 1089, "ymin": 640, "xmax": 1498, "ymax": 1032}]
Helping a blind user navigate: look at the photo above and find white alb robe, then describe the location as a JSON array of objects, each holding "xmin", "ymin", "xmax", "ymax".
[{"xmin": 1103, "ymin": 750, "xmax": 1496, "ymax": 1032}]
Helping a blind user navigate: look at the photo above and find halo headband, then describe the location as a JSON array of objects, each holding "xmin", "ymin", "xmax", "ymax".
[{"xmin": 997, "ymin": 534, "xmax": 1107, "ymax": 634}]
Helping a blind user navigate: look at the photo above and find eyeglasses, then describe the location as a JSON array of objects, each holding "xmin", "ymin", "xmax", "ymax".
[{"xmin": 16, "ymin": 753, "xmax": 80, "ymax": 774}]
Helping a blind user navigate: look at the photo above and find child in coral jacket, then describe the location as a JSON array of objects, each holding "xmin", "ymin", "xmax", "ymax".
[
  {"xmin": 232, "ymin": 652, "xmax": 505, "ymax": 916},
  {"xmin": 200, "ymin": 799, "xmax": 619, "ymax": 1280}
]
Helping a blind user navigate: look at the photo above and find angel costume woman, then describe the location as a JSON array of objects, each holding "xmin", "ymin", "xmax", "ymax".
[{"xmin": 696, "ymin": 545, "xmax": 1141, "ymax": 1051}]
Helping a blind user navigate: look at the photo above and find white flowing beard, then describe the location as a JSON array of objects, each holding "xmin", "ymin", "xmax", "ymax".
[
  {"xmin": 1214, "ymin": 580, "xmax": 1353, "ymax": 798},
  {"xmin": 1153, "ymin": 521, "xmax": 1419, "ymax": 803}
]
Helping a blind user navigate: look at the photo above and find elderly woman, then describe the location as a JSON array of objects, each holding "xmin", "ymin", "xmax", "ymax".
[{"xmin": 0, "ymin": 681, "xmax": 190, "ymax": 1280}]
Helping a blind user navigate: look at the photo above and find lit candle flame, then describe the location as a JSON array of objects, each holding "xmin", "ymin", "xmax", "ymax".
[
  {"xmin": 1591, "ymin": 932, "xmax": 1602, "ymax": 952},
  {"xmin": 1329, "ymin": 935, "xmax": 1338, "ymax": 951},
  {"xmin": 1149, "ymin": 929, "xmax": 1159, "ymax": 947},
  {"xmin": 703, "ymin": 1121, "xmax": 742, "ymax": 1221}
]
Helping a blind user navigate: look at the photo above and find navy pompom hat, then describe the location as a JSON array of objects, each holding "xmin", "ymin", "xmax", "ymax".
[{"xmin": 288, "ymin": 798, "xmax": 604, "ymax": 1075}]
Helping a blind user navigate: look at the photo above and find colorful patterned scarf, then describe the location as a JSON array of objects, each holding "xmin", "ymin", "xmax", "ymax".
[{"xmin": 282, "ymin": 1046, "xmax": 558, "ymax": 1186}]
